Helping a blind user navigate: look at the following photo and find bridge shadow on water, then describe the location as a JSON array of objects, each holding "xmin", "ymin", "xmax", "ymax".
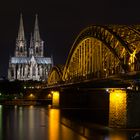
[
  {"xmin": 60, "ymin": 108, "xmax": 109, "ymax": 125},
  {"xmin": 60, "ymin": 108, "xmax": 109, "ymax": 139},
  {"xmin": 59, "ymin": 108, "xmax": 140, "ymax": 140}
]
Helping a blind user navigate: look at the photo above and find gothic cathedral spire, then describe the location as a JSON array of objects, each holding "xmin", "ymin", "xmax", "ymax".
[
  {"xmin": 33, "ymin": 14, "xmax": 44, "ymax": 57},
  {"xmin": 15, "ymin": 14, "xmax": 27, "ymax": 57},
  {"xmin": 17, "ymin": 13, "xmax": 25, "ymax": 40},
  {"xmin": 8, "ymin": 14, "xmax": 53, "ymax": 81},
  {"xmin": 34, "ymin": 14, "xmax": 40, "ymax": 41}
]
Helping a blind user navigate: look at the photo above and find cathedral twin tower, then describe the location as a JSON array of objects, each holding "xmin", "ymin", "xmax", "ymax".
[{"xmin": 8, "ymin": 14, "xmax": 53, "ymax": 81}]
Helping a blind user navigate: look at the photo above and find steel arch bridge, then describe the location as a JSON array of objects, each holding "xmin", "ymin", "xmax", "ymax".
[
  {"xmin": 48, "ymin": 25, "xmax": 140, "ymax": 86},
  {"xmin": 48, "ymin": 65, "xmax": 63, "ymax": 86}
]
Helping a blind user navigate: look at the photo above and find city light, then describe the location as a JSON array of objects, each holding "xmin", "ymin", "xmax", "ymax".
[
  {"xmin": 29, "ymin": 93, "xmax": 35, "ymax": 99},
  {"xmin": 106, "ymin": 88, "xmax": 109, "ymax": 92},
  {"xmin": 47, "ymin": 93, "xmax": 52, "ymax": 99}
]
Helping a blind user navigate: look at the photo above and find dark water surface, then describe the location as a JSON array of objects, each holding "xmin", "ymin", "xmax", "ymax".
[
  {"xmin": 0, "ymin": 105, "xmax": 88, "ymax": 140},
  {"xmin": 0, "ymin": 105, "xmax": 140, "ymax": 140}
]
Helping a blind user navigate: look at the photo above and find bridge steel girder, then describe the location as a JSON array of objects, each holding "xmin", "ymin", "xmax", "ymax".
[
  {"xmin": 63, "ymin": 25, "xmax": 140, "ymax": 81},
  {"xmin": 48, "ymin": 66, "xmax": 63, "ymax": 86}
]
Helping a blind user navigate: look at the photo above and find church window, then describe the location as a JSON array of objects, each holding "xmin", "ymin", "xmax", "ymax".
[
  {"xmin": 20, "ymin": 47, "xmax": 23, "ymax": 53},
  {"xmin": 33, "ymin": 66, "xmax": 36, "ymax": 76},
  {"xmin": 11, "ymin": 69, "xmax": 14, "ymax": 77}
]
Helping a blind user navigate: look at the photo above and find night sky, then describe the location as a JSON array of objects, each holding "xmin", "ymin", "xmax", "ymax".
[{"xmin": 0, "ymin": 0, "xmax": 139, "ymax": 78}]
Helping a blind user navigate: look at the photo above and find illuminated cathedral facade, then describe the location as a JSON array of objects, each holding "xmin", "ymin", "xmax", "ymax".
[{"xmin": 8, "ymin": 14, "xmax": 53, "ymax": 81}]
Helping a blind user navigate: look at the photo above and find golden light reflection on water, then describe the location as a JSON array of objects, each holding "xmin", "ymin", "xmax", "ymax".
[
  {"xmin": 109, "ymin": 89, "xmax": 127, "ymax": 128},
  {"xmin": 19, "ymin": 106, "xmax": 23, "ymax": 139},
  {"xmin": 28, "ymin": 105, "xmax": 35, "ymax": 140},
  {"xmin": 108, "ymin": 132, "xmax": 127, "ymax": 140},
  {"xmin": 48, "ymin": 109, "xmax": 87, "ymax": 140},
  {"xmin": 40, "ymin": 108, "xmax": 46, "ymax": 125},
  {"xmin": 48, "ymin": 109, "xmax": 60, "ymax": 140}
]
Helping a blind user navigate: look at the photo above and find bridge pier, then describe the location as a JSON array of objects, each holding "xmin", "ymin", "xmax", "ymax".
[
  {"xmin": 109, "ymin": 89, "xmax": 127, "ymax": 128},
  {"xmin": 109, "ymin": 88, "xmax": 140, "ymax": 128},
  {"xmin": 50, "ymin": 87, "xmax": 140, "ymax": 128},
  {"xmin": 126, "ymin": 89, "xmax": 140, "ymax": 128},
  {"xmin": 51, "ymin": 91, "xmax": 60, "ymax": 108}
]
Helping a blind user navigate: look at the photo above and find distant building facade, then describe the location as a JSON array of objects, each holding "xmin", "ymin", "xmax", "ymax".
[{"xmin": 8, "ymin": 14, "xmax": 53, "ymax": 81}]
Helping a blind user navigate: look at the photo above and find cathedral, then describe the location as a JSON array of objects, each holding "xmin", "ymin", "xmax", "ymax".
[{"xmin": 8, "ymin": 14, "xmax": 53, "ymax": 81}]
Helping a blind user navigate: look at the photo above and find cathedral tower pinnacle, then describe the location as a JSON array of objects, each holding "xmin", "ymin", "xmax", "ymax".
[
  {"xmin": 8, "ymin": 14, "xmax": 53, "ymax": 81},
  {"xmin": 15, "ymin": 14, "xmax": 27, "ymax": 57},
  {"xmin": 34, "ymin": 14, "xmax": 40, "ymax": 41},
  {"xmin": 17, "ymin": 13, "xmax": 25, "ymax": 40},
  {"xmin": 33, "ymin": 14, "xmax": 44, "ymax": 57}
]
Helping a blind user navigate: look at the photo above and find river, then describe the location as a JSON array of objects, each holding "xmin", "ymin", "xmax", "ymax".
[{"xmin": 0, "ymin": 105, "xmax": 139, "ymax": 140}]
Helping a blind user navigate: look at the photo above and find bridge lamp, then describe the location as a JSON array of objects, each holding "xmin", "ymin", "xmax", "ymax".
[
  {"xmin": 29, "ymin": 93, "xmax": 35, "ymax": 99},
  {"xmin": 47, "ymin": 93, "xmax": 52, "ymax": 99},
  {"xmin": 106, "ymin": 89, "xmax": 109, "ymax": 92},
  {"xmin": 51, "ymin": 91, "xmax": 54, "ymax": 94},
  {"xmin": 110, "ymin": 89, "xmax": 126, "ymax": 101},
  {"xmin": 127, "ymin": 86, "xmax": 133, "ymax": 90},
  {"xmin": 136, "ymin": 86, "xmax": 139, "ymax": 91}
]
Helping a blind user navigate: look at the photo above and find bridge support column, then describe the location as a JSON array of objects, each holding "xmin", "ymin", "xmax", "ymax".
[
  {"xmin": 109, "ymin": 88, "xmax": 140, "ymax": 128},
  {"xmin": 109, "ymin": 88, "xmax": 127, "ymax": 128},
  {"xmin": 51, "ymin": 91, "xmax": 60, "ymax": 108}
]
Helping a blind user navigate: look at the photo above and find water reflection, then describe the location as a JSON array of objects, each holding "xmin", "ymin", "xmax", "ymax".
[
  {"xmin": 0, "ymin": 106, "xmax": 88, "ymax": 140},
  {"xmin": 0, "ymin": 105, "xmax": 139, "ymax": 140},
  {"xmin": 106, "ymin": 131, "xmax": 140, "ymax": 140},
  {"xmin": 28, "ymin": 106, "xmax": 35, "ymax": 140},
  {"xmin": 48, "ymin": 108, "xmax": 87, "ymax": 140},
  {"xmin": 19, "ymin": 106, "xmax": 23, "ymax": 140},
  {"xmin": 48, "ymin": 109, "xmax": 60, "ymax": 140},
  {"xmin": 108, "ymin": 132, "xmax": 128, "ymax": 140}
]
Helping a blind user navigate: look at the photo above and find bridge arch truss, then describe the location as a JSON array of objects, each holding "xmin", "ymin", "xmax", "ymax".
[
  {"xmin": 62, "ymin": 25, "xmax": 140, "ymax": 82},
  {"xmin": 48, "ymin": 66, "xmax": 63, "ymax": 86}
]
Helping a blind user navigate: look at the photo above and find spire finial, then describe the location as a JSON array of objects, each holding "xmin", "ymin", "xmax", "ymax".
[
  {"xmin": 35, "ymin": 13, "xmax": 38, "ymax": 18},
  {"xmin": 17, "ymin": 13, "xmax": 25, "ymax": 40},
  {"xmin": 34, "ymin": 14, "xmax": 40, "ymax": 41}
]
